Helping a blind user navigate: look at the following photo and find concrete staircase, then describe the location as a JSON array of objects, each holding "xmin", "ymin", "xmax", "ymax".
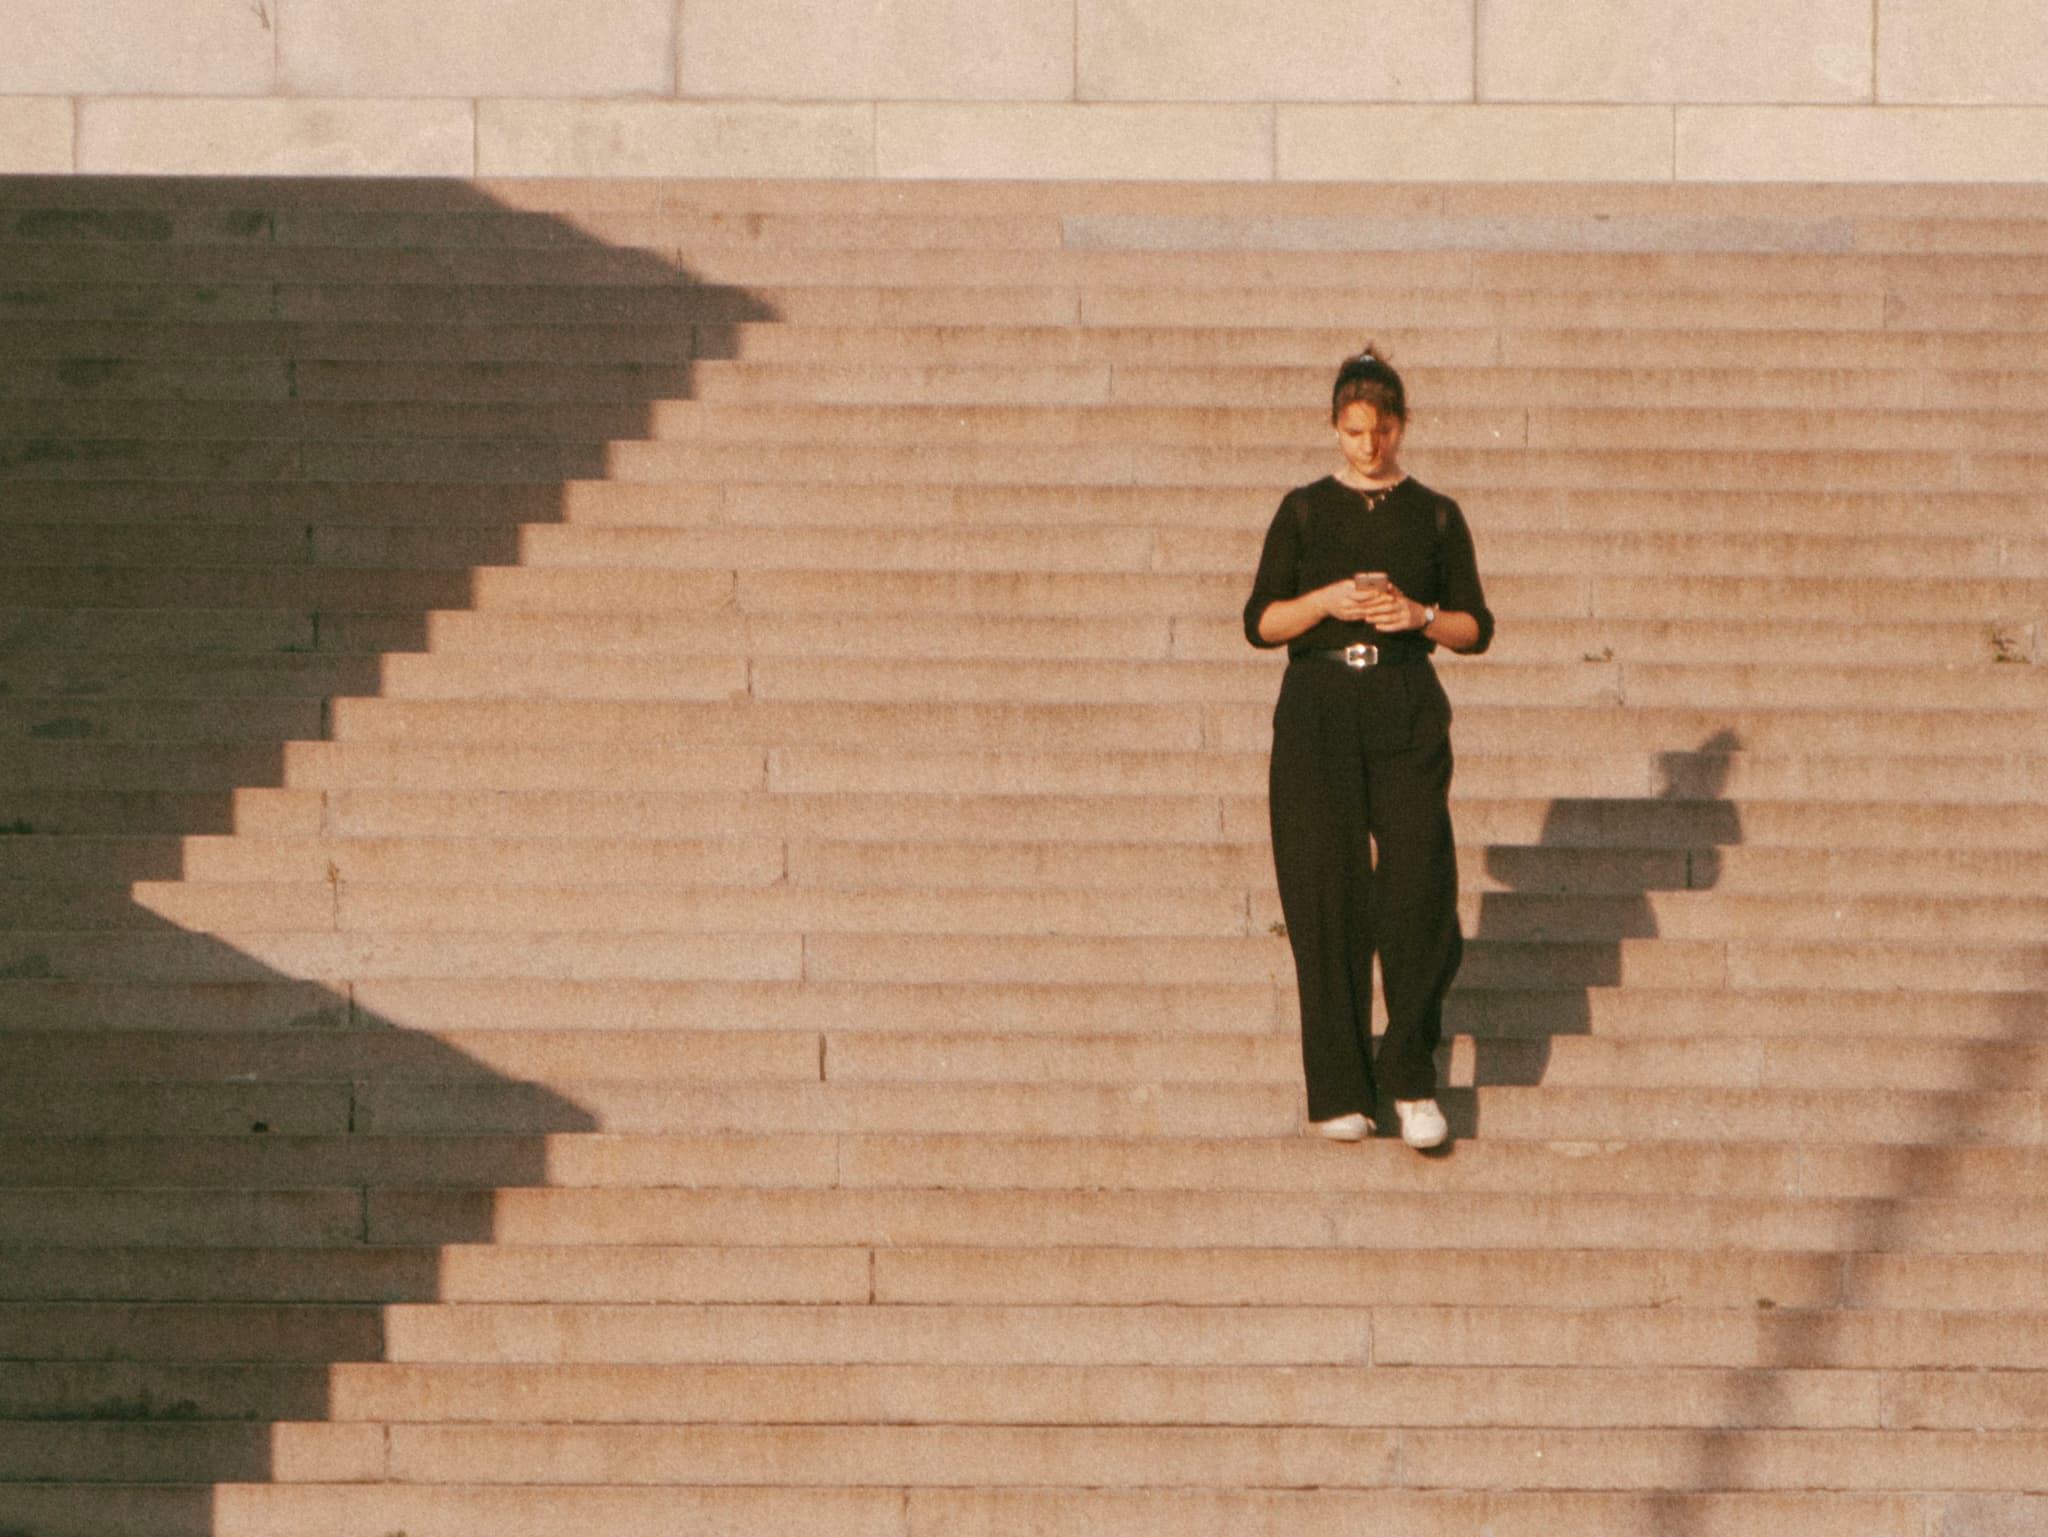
[{"xmin": 1, "ymin": 177, "xmax": 2045, "ymax": 1536}]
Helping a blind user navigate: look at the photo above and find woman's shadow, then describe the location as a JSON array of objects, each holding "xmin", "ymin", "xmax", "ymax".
[{"xmin": 1450, "ymin": 727, "xmax": 1745, "ymax": 1130}]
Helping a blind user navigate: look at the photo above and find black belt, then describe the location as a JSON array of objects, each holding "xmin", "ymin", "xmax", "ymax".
[{"xmin": 1293, "ymin": 644, "xmax": 1426, "ymax": 669}]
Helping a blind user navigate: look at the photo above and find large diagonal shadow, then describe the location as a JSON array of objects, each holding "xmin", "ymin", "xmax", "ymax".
[
  {"xmin": 0, "ymin": 176, "xmax": 775, "ymax": 1533},
  {"xmin": 1649, "ymin": 950, "xmax": 2048, "ymax": 1532}
]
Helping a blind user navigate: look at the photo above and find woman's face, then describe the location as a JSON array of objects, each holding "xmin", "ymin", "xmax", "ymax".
[{"xmin": 1334, "ymin": 399, "xmax": 1404, "ymax": 482}]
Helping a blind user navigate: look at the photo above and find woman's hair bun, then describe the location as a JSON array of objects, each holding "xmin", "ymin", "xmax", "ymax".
[{"xmin": 1331, "ymin": 342, "xmax": 1406, "ymax": 424}]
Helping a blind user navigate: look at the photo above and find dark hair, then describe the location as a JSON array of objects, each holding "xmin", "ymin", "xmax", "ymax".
[{"xmin": 1330, "ymin": 343, "xmax": 1406, "ymax": 424}]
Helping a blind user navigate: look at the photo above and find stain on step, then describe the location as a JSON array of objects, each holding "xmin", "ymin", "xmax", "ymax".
[{"xmin": 0, "ymin": 952, "xmax": 53, "ymax": 980}]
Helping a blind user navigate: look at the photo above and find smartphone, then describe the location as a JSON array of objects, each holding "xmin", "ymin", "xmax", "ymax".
[{"xmin": 1353, "ymin": 572, "xmax": 1390, "ymax": 596}]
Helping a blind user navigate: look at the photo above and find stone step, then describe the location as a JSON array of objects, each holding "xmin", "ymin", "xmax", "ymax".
[
  {"xmin": 326, "ymin": 658, "xmax": 2048, "ymax": 714},
  {"xmin": 0, "ymin": 990, "xmax": 2039, "ymax": 1079},
  {"xmin": 0, "ymin": 1355, "xmax": 1982, "ymax": 1442},
  {"xmin": 9, "ymin": 314, "xmax": 2048, "ymax": 377},
  {"xmin": 128, "ymin": 1299, "xmax": 2048, "ymax": 1370},
  {"xmin": 8, "ymin": 1292, "xmax": 2048, "ymax": 1384},
  {"xmin": 9, "ymin": 434, "xmax": 2037, "ymax": 493},
  {"xmin": 11, "ymin": 523, "xmax": 2037, "ymax": 586},
  {"xmin": 3, "ymin": 1128, "xmax": 2046, "ymax": 1203},
  {"xmin": 10, "ymin": 172, "xmax": 2048, "ymax": 215},
  {"xmin": 0, "ymin": 356, "xmax": 707, "ymax": 405},
  {"xmin": 0, "ymin": 788, "xmax": 310, "ymax": 839},
  {"xmin": 0, "ymin": 179, "xmax": 2039, "ymax": 244},
  {"xmin": 0, "ymin": 1483, "xmax": 1967, "ymax": 1537},
  {"xmin": 17, "ymin": 782, "xmax": 2011, "ymax": 856},
  {"xmin": 3, "ymin": 1019, "xmax": 2043, "ymax": 1098},
  {"xmin": 0, "ymin": 1128, "xmax": 2018, "ymax": 1198},
  {"xmin": 14, "ymin": 570, "xmax": 2040, "ymax": 652},
  {"xmin": 5, "ymin": 974, "xmax": 2034, "ymax": 1043},
  {"xmin": 379, "ymin": 1080, "xmax": 2048, "ymax": 1142},
  {"xmin": 14, "ymin": 355, "xmax": 2048, "ymax": 413},
  {"xmin": 0, "ymin": 1163, "xmax": 2011, "ymax": 1249},
  {"xmin": 0, "ymin": 563, "xmax": 479, "ymax": 610},
  {"xmin": 0, "ymin": 1133, "xmax": 838, "ymax": 1193},
  {"xmin": 0, "ymin": 1359, "xmax": 1931, "ymax": 1430},
  {"xmin": 11, "ymin": 276, "xmax": 2021, "ymax": 337},
  {"xmin": 22, "ymin": 878, "xmax": 2042, "ymax": 947},
  {"xmin": 724, "ymin": 318, "xmax": 2048, "ymax": 374},
  {"xmin": 0, "ymin": 651, "xmax": 381, "ymax": 699},
  {"xmin": 0, "ymin": 1026, "xmax": 833, "ymax": 1084},
  {"xmin": 6, "ymin": 1416, "xmax": 2047, "ymax": 1493},
  {"xmin": 3, "ymin": 399, "xmax": 2045, "ymax": 460},
  {"xmin": 5, "ymin": 610, "xmax": 2027, "ymax": 672},
  {"xmin": 6, "ymin": 1241, "xmax": 2034, "ymax": 1314},
  {"xmin": 302, "ymin": 699, "xmax": 2048, "ymax": 756},
  {"xmin": 10, "ymin": 833, "xmax": 2042, "ymax": 897},
  {"xmin": 367, "ymin": 1187, "xmax": 2048, "ymax": 1255},
  {"xmin": 13, "ymin": 236, "xmax": 2048, "ymax": 293},
  {"xmin": 6, "ymin": 915, "xmax": 2040, "ymax": 987},
  {"xmin": 3, "ymin": 745, "xmax": 2037, "ymax": 818},
  {"xmin": 1, "ymin": 481, "xmax": 2034, "ymax": 540},
  {"xmin": 14, "ymin": 691, "xmax": 2041, "ymax": 762},
  {"xmin": 834, "ymin": 1139, "xmax": 2048, "ymax": 1206},
  {"xmin": 5, "ymin": 787, "xmax": 2012, "ymax": 854},
  {"xmin": 1, "ymin": 1064, "xmax": 2036, "ymax": 1141}
]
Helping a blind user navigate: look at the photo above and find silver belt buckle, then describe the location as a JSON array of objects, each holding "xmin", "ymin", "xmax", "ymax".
[{"xmin": 1343, "ymin": 643, "xmax": 1378, "ymax": 669}]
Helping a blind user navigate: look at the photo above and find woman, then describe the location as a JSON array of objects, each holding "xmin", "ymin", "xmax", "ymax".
[{"xmin": 1242, "ymin": 345, "xmax": 1494, "ymax": 1150}]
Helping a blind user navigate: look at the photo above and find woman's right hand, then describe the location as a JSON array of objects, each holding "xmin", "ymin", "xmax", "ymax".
[
  {"xmin": 1312, "ymin": 577, "xmax": 1375, "ymax": 624},
  {"xmin": 1255, "ymin": 578, "xmax": 1377, "ymax": 645}
]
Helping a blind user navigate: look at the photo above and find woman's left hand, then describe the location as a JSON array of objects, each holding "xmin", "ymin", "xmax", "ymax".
[{"xmin": 1360, "ymin": 581, "xmax": 1426, "ymax": 632}]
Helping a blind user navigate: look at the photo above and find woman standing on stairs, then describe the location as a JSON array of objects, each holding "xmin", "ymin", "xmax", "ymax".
[{"xmin": 1243, "ymin": 345, "xmax": 1495, "ymax": 1150}]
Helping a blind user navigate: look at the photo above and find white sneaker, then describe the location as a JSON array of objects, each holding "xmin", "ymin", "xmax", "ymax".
[
  {"xmin": 1393, "ymin": 1098, "xmax": 1448, "ymax": 1150},
  {"xmin": 1309, "ymin": 1112, "xmax": 1373, "ymax": 1142}
]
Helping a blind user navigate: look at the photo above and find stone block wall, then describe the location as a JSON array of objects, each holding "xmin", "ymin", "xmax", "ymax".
[{"xmin": 2, "ymin": 0, "xmax": 2047, "ymax": 178}]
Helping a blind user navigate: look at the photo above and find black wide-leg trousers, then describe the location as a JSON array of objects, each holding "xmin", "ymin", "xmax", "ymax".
[{"xmin": 1268, "ymin": 656, "xmax": 1463, "ymax": 1121}]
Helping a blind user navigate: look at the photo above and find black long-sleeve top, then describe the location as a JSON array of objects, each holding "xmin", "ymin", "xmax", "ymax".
[{"xmin": 1242, "ymin": 475, "xmax": 1495, "ymax": 660}]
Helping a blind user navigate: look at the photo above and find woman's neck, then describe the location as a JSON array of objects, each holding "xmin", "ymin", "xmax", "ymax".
[{"xmin": 1335, "ymin": 464, "xmax": 1404, "ymax": 491}]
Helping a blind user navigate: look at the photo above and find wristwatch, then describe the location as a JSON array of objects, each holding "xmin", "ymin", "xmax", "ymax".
[{"xmin": 1420, "ymin": 604, "xmax": 1437, "ymax": 629}]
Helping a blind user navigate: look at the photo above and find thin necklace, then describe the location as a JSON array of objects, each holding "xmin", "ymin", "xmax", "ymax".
[{"xmin": 1339, "ymin": 473, "xmax": 1405, "ymax": 510}]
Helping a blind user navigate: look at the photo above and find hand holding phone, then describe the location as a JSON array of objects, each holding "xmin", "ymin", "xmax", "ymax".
[{"xmin": 1354, "ymin": 572, "xmax": 1411, "ymax": 631}]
